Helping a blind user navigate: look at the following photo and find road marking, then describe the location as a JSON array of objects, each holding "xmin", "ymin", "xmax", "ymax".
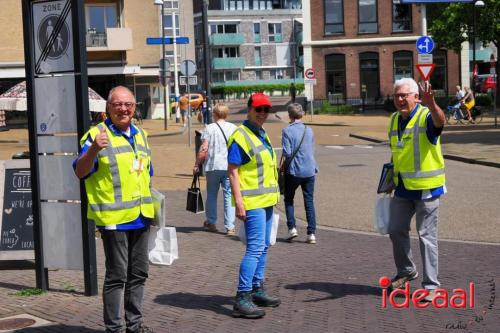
[
  {"xmin": 354, "ymin": 145, "xmax": 373, "ymax": 149},
  {"xmin": 325, "ymin": 145, "xmax": 344, "ymax": 149}
]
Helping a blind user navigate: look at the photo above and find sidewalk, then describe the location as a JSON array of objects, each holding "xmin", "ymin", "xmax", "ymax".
[
  {"xmin": 0, "ymin": 191, "xmax": 498, "ymax": 332},
  {"xmin": 301, "ymin": 113, "xmax": 500, "ymax": 168}
]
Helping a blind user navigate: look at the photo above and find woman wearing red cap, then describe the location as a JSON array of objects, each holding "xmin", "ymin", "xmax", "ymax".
[{"xmin": 227, "ymin": 92, "xmax": 281, "ymax": 318}]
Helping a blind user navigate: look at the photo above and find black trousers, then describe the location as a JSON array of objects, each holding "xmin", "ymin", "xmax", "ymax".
[{"xmin": 101, "ymin": 227, "xmax": 150, "ymax": 333}]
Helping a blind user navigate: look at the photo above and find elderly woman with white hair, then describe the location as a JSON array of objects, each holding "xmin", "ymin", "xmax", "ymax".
[{"xmin": 280, "ymin": 103, "xmax": 318, "ymax": 244}]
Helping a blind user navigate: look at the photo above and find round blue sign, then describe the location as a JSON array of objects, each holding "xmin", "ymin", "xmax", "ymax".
[{"xmin": 416, "ymin": 36, "xmax": 434, "ymax": 55}]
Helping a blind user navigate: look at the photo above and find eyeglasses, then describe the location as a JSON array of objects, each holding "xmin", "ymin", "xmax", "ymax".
[
  {"xmin": 110, "ymin": 102, "xmax": 136, "ymax": 109},
  {"xmin": 393, "ymin": 93, "xmax": 413, "ymax": 100},
  {"xmin": 254, "ymin": 106, "xmax": 271, "ymax": 113}
]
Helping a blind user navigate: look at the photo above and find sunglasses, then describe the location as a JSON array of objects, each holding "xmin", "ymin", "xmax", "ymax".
[{"xmin": 254, "ymin": 106, "xmax": 271, "ymax": 113}]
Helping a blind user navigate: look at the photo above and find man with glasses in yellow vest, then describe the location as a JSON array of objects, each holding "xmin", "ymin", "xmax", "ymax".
[
  {"xmin": 74, "ymin": 86, "xmax": 154, "ymax": 333},
  {"xmin": 387, "ymin": 78, "xmax": 446, "ymax": 303},
  {"xmin": 228, "ymin": 92, "xmax": 281, "ymax": 318}
]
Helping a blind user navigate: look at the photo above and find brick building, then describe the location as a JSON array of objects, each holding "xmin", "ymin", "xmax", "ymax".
[{"xmin": 303, "ymin": 0, "xmax": 461, "ymax": 103}]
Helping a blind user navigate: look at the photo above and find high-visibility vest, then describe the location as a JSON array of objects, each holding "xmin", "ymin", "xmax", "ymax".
[
  {"xmin": 228, "ymin": 125, "xmax": 280, "ymax": 210},
  {"xmin": 388, "ymin": 105, "xmax": 445, "ymax": 190},
  {"xmin": 80, "ymin": 122, "xmax": 154, "ymax": 226}
]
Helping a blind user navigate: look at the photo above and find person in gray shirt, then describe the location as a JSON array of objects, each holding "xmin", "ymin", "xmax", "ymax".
[{"xmin": 280, "ymin": 103, "xmax": 318, "ymax": 244}]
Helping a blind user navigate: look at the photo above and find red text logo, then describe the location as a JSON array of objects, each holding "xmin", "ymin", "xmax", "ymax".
[{"xmin": 379, "ymin": 276, "xmax": 475, "ymax": 309}]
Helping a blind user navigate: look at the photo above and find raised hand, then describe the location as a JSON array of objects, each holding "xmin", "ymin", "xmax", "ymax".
[{"xmin": 418, "ymin": 81, "xmax": 435, "ymax": 107}]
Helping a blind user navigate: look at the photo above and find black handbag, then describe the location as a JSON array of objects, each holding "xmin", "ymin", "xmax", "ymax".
[
  {"xmin": 278, "ymin": 126, "xmax": 307, "ymax": 195},
  {"xmin": 186, "ymin": 174, "xmax": 204, "ymax": 213}
]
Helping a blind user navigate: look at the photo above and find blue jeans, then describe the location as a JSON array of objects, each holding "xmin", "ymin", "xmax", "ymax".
[
  {"xmin": 284, "ymin": 174, "xmax": 317, "ymax": 235},
  {"xmin": 205, "ymin": 170, "xmax": 235, "ymax": 231},
  {"xmin": 238, "ymin": 206, "xmax": 273, "ymax": 292}
]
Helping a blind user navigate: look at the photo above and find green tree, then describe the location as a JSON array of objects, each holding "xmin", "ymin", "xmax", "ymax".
[{"xmin": 428, "ymin": 0, "xmax": 499, "ymax": 105}]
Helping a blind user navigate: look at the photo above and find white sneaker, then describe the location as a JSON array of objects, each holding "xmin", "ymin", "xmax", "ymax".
[
  {"xmin": 287, "ymin": 228, "xmax": 298, "ymax": 241},
  {"xmin": 306, "ymin": 234, "xmax": 316, "ymax": 244}
]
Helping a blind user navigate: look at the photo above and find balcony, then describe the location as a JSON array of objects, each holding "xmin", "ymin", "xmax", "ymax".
[
  {"xmin": 254, "ymin": 34, "xmax": 261, "ymax": 43},
  {"xmin": 269, "ymin": 34, "xmax": 283, "ymax": 43},
  {"xmin": 209, "ymin": 33, "xmax": 245, "ymax": 46},
  {"xmin": 255, "ymin": 58, "xmax": 262, "ymax": 66},
  {"xmin": 297, "ymin": 55, "xmax": 303, "ymax": 66},
  {"xmin": 296, "ymin": 31, "xmax": 303, "ymax": 44},
  {"xmin": 87, "ymin": 28, "xmax": 133, "ymax": 51},
  {"xmin": 212, "ymin": 57, "xmax": 245, "ymax": 70}
]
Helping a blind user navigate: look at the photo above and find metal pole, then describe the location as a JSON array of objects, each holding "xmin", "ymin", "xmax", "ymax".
[
  {"xmin": 173, "ymin": 11, "xmax": 181, "ymax": 122},
  {"xmin": 188, "ymin": 79, "xmax": 192, "ymax": 147},
  {"xmin": 310, "ymin": 84, "xmax": 314, "ymax": 122},
  {"xmin": 472, "ymin": 3, "xmax": 476, "ymax": 92},
  {"xmin": 21, "ymin": 0, "xmax": 48, "ymax": 292},
  {"xmin": 161, "ymin": 3, "xmax": 168, "ymax": 130},
  {"xmin": 202, "ymin": 0, "xmax": 212, "ymax": 124},
  {"xmin": 421, "ymin": 4, "xmax": 427, "ymax": 36}
]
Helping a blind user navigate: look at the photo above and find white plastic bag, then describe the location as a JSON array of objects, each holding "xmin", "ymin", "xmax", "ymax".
[
  {"xmin": 374, "ymin": 194, "xmax": 392, "ymax": 235},
  {"xmin": 148, "ymin": 226, "xmax": 179, "ymax": 265},
  {"xmin": 239, "ymin": 213, "xmax": 280, "ymax": 246},
  {"xmin": 151, "ymin": 188, "xmax": 165, "ymax": 228}
]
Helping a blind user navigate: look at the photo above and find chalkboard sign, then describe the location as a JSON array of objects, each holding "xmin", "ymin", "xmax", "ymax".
[{"xmin": 0, "ymin": 160, "xmax": 34, "ymax": 260}]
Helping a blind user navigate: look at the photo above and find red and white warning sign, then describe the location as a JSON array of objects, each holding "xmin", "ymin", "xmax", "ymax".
[
  {"xmin": 416, "ymin": 64, "xmax": 436, "ymax": 81},
  {"xmin": 304, "ymin": 68, "xmax": 316, "ymax": 79}
]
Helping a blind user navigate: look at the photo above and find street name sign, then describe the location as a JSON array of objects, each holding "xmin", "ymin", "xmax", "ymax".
[
  {"xmin": 416, "ymin": 36, "xmax": 434, "ymax": 55},
  {"xmin": 146, "ymin": 37, "xmax": 190, "ymax": 45},
  {"xmin": 180, "ymin": 76, "xmax": 198, "ymax": 86},
  {"xmin": 304, "ymin": 78, "xmax": 317, "ymax": 85},
  {"xmin": 416, "ymin": 64, "xmax": 436, "ymax": 81}
]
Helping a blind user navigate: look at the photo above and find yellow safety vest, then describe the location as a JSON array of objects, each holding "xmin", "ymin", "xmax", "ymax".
[
  {"xmin": 388, "ymin": 104, "xmax": 445, "ymax": 190},
  {"xmin": 228, "ymin": 125, "xmax": 280, "ymax": 210},
  {"xmin": 80, "ymin": 122, "xmax": 154, "ymax": 226}
]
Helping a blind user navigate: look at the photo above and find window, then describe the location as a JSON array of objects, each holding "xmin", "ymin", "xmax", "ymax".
[
  {"xmin": 254, "ymin": 47, "xmax": 262, "ymax": 65},
  {"xmin": 254, "ymin": 22, "xmax": 261, "ymax": 43},
  {"xmin": 325, "ymin": 54, "xmax": 346, "ymax": 99},
  {"xmin": 210, "ymin": 23, "xmax": 238, "ymax": 35},
  {"xmin": 270, "ymin": 69, "xmax": 285, "ymax": 79},
  {"xmin": 225, "ymin": 71, "xmax": 240, "ymax": 81},
  {"xmin": 164, "ymin": 0, "xmax": 178, "ymax": 9},
  {"xmin": 430, "ymin": 50, "xmax": 447, "ymax": 92},
  {"xmin": 392, "ymin": 3, "xmax": 411, "ymax": 32},
  {"xmin": 212, "ymin": 72, "xmax": 224, "ymax": 82},
  {"xmin": 393, "ymin": 51, "xmax": 413, "ymax": 81},
  {"xmin": 212, "ymin": 47, "xmax": 239, "ymax": 58},
  {"xmin": 324, "ymin": 0, "xmax": 344, "ymax": 34},
  {"xmin": 224, "ymin": 0, "xmax": 251, "ymax": 10},
  {"xmin": 256, "ymin": 70, "xmax": 262, "ymax": 80},
  {"xmin": 358, "ymin": 0, "xmax": 377, "ymax": 34},
  {"xmin": 359, "ymin": 52, "xmax": 380, "ymax": 100},
  {"xmin": 163, "ymin": 13, "xmax": 180, "ymax": 37},
  {"xmin": 268, "ymin": 23, "xmax": 282, "ymax": 43},
  {"xmin": 86, "ymin": 4, "xmax": 118, "ymax": 33}
]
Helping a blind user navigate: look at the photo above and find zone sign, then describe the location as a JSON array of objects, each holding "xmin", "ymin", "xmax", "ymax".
[{"xmin": 304, "ymin": 68, "xmax": 316, "ymax": 79}]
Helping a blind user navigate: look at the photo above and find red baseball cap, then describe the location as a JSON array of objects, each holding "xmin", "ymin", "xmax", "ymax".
[{"xmin": 249, "ymin": 93, "xmax": 272, "ymax": 108}]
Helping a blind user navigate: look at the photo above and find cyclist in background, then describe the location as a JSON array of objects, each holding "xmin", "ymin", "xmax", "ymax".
[{"xmin": 460, "ymin": 87, "xmax": 475, "ymax": 123}]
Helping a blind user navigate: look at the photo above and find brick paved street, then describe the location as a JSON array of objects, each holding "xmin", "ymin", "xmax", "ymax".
[{"xmin": 0, "ymin": 190, "xmax": 499, "ymax": 333}]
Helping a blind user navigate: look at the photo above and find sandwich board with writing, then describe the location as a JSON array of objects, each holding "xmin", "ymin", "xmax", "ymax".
[{"xmin": 0, "ymin": 160, "xmax": 34, "ymax": 260}]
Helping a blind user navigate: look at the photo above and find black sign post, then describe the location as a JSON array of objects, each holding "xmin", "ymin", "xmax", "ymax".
[{"xmin": 21, "ymin": 0, "xmax": 97, "ymax": 296}]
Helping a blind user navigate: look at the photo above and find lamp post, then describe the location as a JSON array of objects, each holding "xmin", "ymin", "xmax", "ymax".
[
  {"xmin": 154, "ymin": 0, "xmax": 168, "ymax": 130},
  {"xmin": 202, "ymin": 0, "xmax": 212, "ymax": 124},
  {"xmin": 472, "ymin": 0, "xmax": 485, "ymax": 92}
]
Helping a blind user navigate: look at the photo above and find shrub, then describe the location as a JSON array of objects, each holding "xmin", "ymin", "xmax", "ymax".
[
  {"xmin": 318, "ymin": 101, "xmax": 353, "ymax": 114},
  {"xmin": 210, "ymin": 83, "xmax": 305, "ymax": 97}
]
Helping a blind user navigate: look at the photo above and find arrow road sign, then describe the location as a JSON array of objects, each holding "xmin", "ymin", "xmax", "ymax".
[
  {"xmin": 416, "ymin": 36, "xmax": 434, "ymax": 55},
  {"xmin": 416, "ymin": 64, "xmax": 436, "ymax": 81}
]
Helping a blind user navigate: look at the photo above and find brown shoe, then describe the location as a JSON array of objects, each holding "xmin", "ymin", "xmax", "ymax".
[
  {"xmin": 206, "ymin": 223, "xmax": 218, "ymax": 233},
  {"xmin": 226, "ymin": 229, "xmax": 236, "ymax": 236},
  {"xmin": 390, "ymin": 271, "xmax": 419, "ymax": 290}
]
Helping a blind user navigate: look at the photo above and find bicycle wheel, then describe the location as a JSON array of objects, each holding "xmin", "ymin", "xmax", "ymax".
[
  {"xmin": 472, "ymin": 108, "xmax": 483, "ymax": 124},
  {"xmin": 450, "ymin": 110, "xmax": 462, "ymax": 125}
]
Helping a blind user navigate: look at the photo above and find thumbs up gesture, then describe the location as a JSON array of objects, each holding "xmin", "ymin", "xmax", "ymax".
[{"xmin": 93, "ymin": 126, "xmax": 109, "ymax": 150}]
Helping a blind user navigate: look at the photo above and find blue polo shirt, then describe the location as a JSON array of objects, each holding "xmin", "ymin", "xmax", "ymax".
[
  {"xmin": 394, "ymin": 104, "xmax": 446, "ymax": 200},
  {"xmin": 228, "ymin": 120, "xmax": 273, "ymax": 166},
  {"xmin": 73, "ymin": 119, "xmax": 153, "ymax": 230}
]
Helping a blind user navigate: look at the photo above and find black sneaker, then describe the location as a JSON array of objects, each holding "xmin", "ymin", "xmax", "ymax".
[
  {"xmin": 390, "ymin": 271, "xmax": 419, "ymax": 290},
  {"xmin": 233, "ymin": 291, "xmax": 266, "ymax": 319},
  {"xmin": 252, "ymin": 284, "xmax": 281, "ymax": 308}
]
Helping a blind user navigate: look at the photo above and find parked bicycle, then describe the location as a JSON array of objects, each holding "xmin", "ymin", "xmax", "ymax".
[{"xmin": 445, "ymin": 104, "xmax": 483, "ymax": 125}]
